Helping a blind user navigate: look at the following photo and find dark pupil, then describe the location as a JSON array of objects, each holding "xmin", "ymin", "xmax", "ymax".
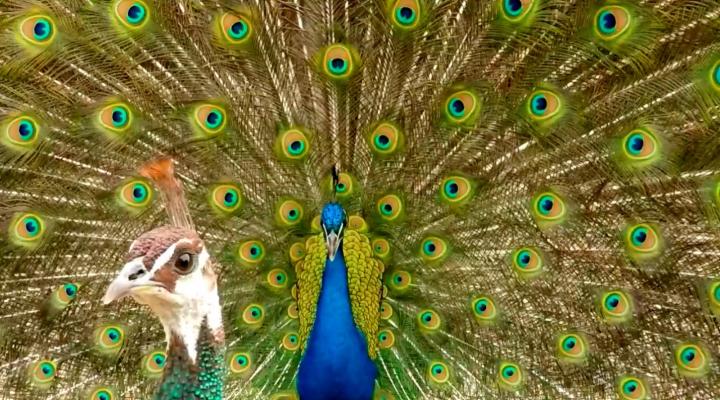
[
  {"xmin": 448, "ymin": 183, "xmax": 459, "ymax": 194},
  {"xmin": 634, "ymin": 230, "xmax": 647, "ymax": 243},
  {"xmin": 42, "ymin": 365, "xmax": 51, "ymax": 374},
  {"xmin": 505, "ymin": 369, "xmax": 514, "ymax": 376},
  {"xmin": 479, "ymin": 303, "xmax": 487, "ymax": 311},
  {"xmin": 231, "ymin": 21, "xmax": 245, "ymax": 34},
  {"xmin": 19, "ymin": 123, "xmax": 31, "ymax": 137},
  {"xmin": 685, "ymin": 351, "xmax": 695, "ymax": 361},
  {"xmin": 250, "ymin": 246, "xmax": 258, "ymax": 255},
  {"xmin": 508, "ymin": 0, "xmax": 522, "ymax": 12},
  {"xmin": 25, "ymin": 220, "xmax": 37, "ymax": 233},
  {"xmin": 400, "ymin": 7, "xmax": 413, "ymax": 19},
  {"xmin": 112, "ymin": 110, "xmax": 124, "ymax": 123},
  {"xmin": 251, "ymin": 310, "xmax": 259, "ymax": 317},
  {"xmin": 238, "ymin": 357, "xmax": 246, "ymax": 365},
  {"xmin": 566, "ymin": 339, "xmax": 575, "ymax": 349},
  {"xmin": 520, "ymin": 254, "xmax": 530, "ymax": 264},
  {"xmin": 609, "ymin": 297, "xmax": 619, "ymax": 308},
  {"xmin": 207, "ymin": 112, "xmax": 219, "ymax": 125},
  {"xmin": 427, "ymin": 243, "xmax": 436, "ymax": 252},
  {"xmin": 627, "ymin": 383, "xmax": 636, "ymax": 392},
  {"xmin": 65, "ymin": 286, "xmax": 75, "ymax": 295},
  {"xmin": 154, "ymin": 356, "xmax": 164, "ymax": 365},
  {"xmin": 423, "ymin": 314, "xmax": 432, "ymax": 322},
  {"xmin": 541, "ymin": 199, "xmax": 553, "ymax": 211},
  {"xmin": 602, "ymin": 13, "xmax": 617, "ymax": 30},
  {"xmin": 178, "ymin": 254, "xmax": 191, "ymax": 269},
  {"xmin": 331, "ymin": 58, "xmax": 345, "ymax": 70},
  {"xmin": 395, "ymin": 275, "xmax": 402, "ymax": 282},
  {"xmin": 383, "ymin": 204, "xmax": 393, "ymax": 212},
  {"xmin": 378, "ymin": 134, "xmax": 390, "ymax": 145},
  {"xmin": 630, "ymin": 137, "xmax": 644, "ymax": 151},
  {"xmin": 99, "ymin": 394, "xmax": 109, "ymax": 400},
  {"xmin": 132, "ymin": 187, "xmax": 144, "ymax": 199},
  {"xmin": 290, "ymin": 140, "xmax": 302, "ymax": 150},
  {"xmin": 289, "ymin": 209, "xmax": 297, "ymax": 217},
  {"xmin": 224, "ymin": 192, "xmax": 235, "ymax": 203},
  {"xmin": 451, "ymin": 99, "xmax": 465, "ymax": 114},
  {"xmin": 534, "ymin": 97, "xmax": 547, "ymax": 111},
  {"xmin": 434, "ymin": 367, "xmax": 442, "ymax": 374},
  {"xmin": 108, "ymin": 331, "xmax": 118, "ymax": 340},
  {"xmin": 128, "ymin": 5, "xmax": 142, "ymax": 19},
  {"xmin": 337, "ymin": 183, "xmax": 345, "ymax": 190},
  {"xmin": 34, "ymin": 22, "xmax": 47, "ymax": 37}
]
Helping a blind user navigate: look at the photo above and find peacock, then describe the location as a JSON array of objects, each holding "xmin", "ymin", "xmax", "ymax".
[{"xmin": 1, "ymin": 0, "xmax": 720, "ymax": 399}]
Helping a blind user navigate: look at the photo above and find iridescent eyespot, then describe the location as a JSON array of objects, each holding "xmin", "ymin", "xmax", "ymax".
[
  {"xmin": 90, "ymin": 387, "xmax": 116, "ymax": 400},
  {"xmin": 472, "ymin": 295, "xmax": 498, "ymax": 324},
  {"xmin": 267, "ymin": 268, "xmax": 289, "ymax": 289},
  {"xmin": 710, "ymin": 59, "xmax": 720, "ymax": 90},
  {"xmin": 282, "ymin": 332, "xmax": 300, "ymax": 351},
  {"xmin": 347, "ymin": 215, "xmax": 368, "ymax": 233},
  {"xmin": 114, "ymin": 1, "xmax": 150, "ymax": 30},
  {"xmin": 705, "ymin": 280, "xmax": 720, "ymax": 315},
  {"xmin": 420, "ymin": 236, "xmax": 449, "ymax": 263},
  {"xmin": 378, "ymin": 329, "xmax": 395, "ymax": 349},
  {"xmin": 275, "ymin": 198, "xmax": 304, "ymax": 227},
  {"xmin": 527, "ymin": 90, "xmax": 562, "ymax": 121},
  {"xmin": 622, "ymin": 128, "xmax": 659, "ymax": 162},
  {"xmin": 376, "ymin": 194, "xmax": 404, "ymax": 222},
  {"xmin": 594, "ymin": 6, "xmax": 632, "ymax": 41},
  {"xmin": 52, "ymin": 283, "xmax": 78, "ymax": 308},
  {"xmin": 439, "ymin": 175, "xmax": 475, "ymax": 207},
  {"xmin": 389, "ymin": 0, "xmax": 423, "ymax": 30},
  {"xmin": 417, "ymin": 309, "xmax": 441, "ymax": 331},
  {"xmin": 237, "ymin": 240, "xmax": 265, "ymax": 267},
  {"xmin": 94, "ymin": 324, "xmax": 126, "ymax": 356},
  {"xmin": 219, "ymin": 13, "xmax": 253, "ymax": 44},
  {"xmin": 497, "ymin": 362, "xmax": 523, "ymax": 391},
  {"xmin": 19, "ymin": 15, "xmax": 56, "ymax": 46},
  {"xmin": 116, "ymin": 179, "xmax": 153, "ymax": 213},
  {"xmin": 511, "ymin": 246, "xmax": 544, "ymax": 279},
  {"xmin": 289, "ymin": 242, "xmax": 305, "ymax": 264},
  {"xmin": 320, "ymin": 44, "xmax": 360, "ymax": 80},
  {"xmin": 97, "ymin": 103, "xmax": 134, "ymax": 134},
  {"xmin": 371, "ymin": 237, "xmax": 391, "ymax": 261},
  {"xmin": 380, "ymin": 301, "xmax": 393, "ymax": 320},
  {"xmin": 330, "ymin": 172, "xmax": 356, "ymax": 199},
  {"xmin": 190, "ymin": 104, "xmax": 227, "ymax": 137},
  {"xmin": 228, "ymin": 351, "xmax": 252, "ymax": 374},
  {"xmin": 388, "ymin": 271, "xmax": 411, "ymax": 292},
  {"xmin": 276, "ymin": 128, "xmax": 311, "ymax": 161},
  {"xmin": 427, "ymin": 361, "xmax": 450, "ymax": 384},
  {"xmin": 617, "ymin": 376, "xmax": 648, "ymax": 400},
  {"xmin": 287, "ymin": 302, "xmax": 299, "ymax": 319},
  {"xmin": 444, "ymin": 90, "xmax": 480, "ymax": 125},
  {"xmin": 623, "ymin": 223, "xmax": 662, "ymax": 262},
  {"xmin": 209, "ymin": 183, "xmax": 242, "ymax": 215},
  {"xmin": 368, "ymin": 121, "xmax": 404, "ymax": 156},
  {"xmin": 599, "ymin": 290, "xmax": 633, "ymax": 323},
  {"xmin": 140, "ymin": 350, "xmax": 166, "ymax": 379},
  {"xmin": 10, "ymin": 212, "xmax": 47, "ymax": 248},
  {"xmin": 241, "ymin": 304, "xmax": 265, "ymax": 327},
  {"xmin": 3, "ymin": 116, "xmax": 40, "ymax": 150},
  {"xmin": 30, "ymin": 359, "xmax": 56, "ymax": 388},
  {"xmin": 531, "ymin": 191, "xmax": 567, "ymax": 227},
  {"xmin": 556, "ymin": 333, "xmax": 588, "ymax": 364},
  {"xmin": 500, "ymin": 0, "xmax": 535, "ymax": 22},
  {"xmin": 674, "ymin": 343, "xmax": 710, "ymax": 378}
]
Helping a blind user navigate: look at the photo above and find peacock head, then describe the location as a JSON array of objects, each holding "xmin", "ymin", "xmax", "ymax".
[
  {"xmin": 321, "ymin": 202, "xmax": 346, "ymax": 262},
  {"xmin": 102, "ymin": 225, "xmax": 223, "ymax": 354}
]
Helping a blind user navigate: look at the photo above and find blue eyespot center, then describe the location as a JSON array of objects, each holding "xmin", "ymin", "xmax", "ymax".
[
  {"xmin": 448, "ymin": 98, "xmax": 465, "ymax": 117},
  {"xmin": 682, "ymin": 348, "xmax": 695, "ymax": 363},
  {"xmin": 237, "ymin": 356, "xmax": 247, "ymax": 365},
  {"xmin": 329, "ymin": 58, "xmax": 348, "ymax": 74},
  {"xmin": 64, "ymin": 284, "xmax": 76, "ymax": 296},
  {"xmin": 25, "ymin": 217, "xmax": 39, "ymax": 234},
  {"xmin": 563, "ymin": 337, "xmax": 576, "ymax": 350},
  {"xmin": 714, "ymin": 63, "xmax": 720, "ymax": 85},
  {"xmin": 288, "ymin": 140, "xmax": 305, "ymax": 155},
  {"xmin": 504, "ymin": 0, "xmax": 523, "ymax": 16},
  {"xmin": 41, "ymin": 364, "xmax": 52, "ymax": 375},
  {"xmin": 132, "ymin": 184, "xmax": 146, "ymax": 201},
  {"xmin": 383, "ymin": 204, "xmax": 393, "ymax": 213},
  {"xmin": 422, "ymin": 313, "xmax": 432, "ymax": 322},
  {"xmin": 396, "ymin": 6, "xmax": 416, "ymax": 25},
  {"xmin": 154, "ymin": 355, "xmax": 165, "ymax": 365},
  {"xmin": 33, "ymin": 19, "xmax": 52, "ymax": 41},
  {"xmin": 18, "ymin": 120, "xmax": 35, "ymax": 140},
  {"xmin": 224, "ymin": 190, "xmax": 237, "ymax": 205},
  {"xmin": 539, "ymin": 196, "xmax": 554, "ymax": 214},
  {"xmin": 502, "ymin": 366, "xmax": 515, "ymax": 378},
  {"xmin": 445, "ymin": 180, "xmax": 459, "ymax": 197},
  {"xmin": 631, "ymin": 227, "xmax": 647, "ymax": 245},
  {"xmin": 518, "ymin": 251, "xmax": 531, "ymax": 266},
  {"xmin": 336, "ymin": 182, "xmax": 346, "ymax": 192},
  {"xmin": 424, "ymin": 242, "xmax": 436, "ymax": 254},
  {"xmin": 375, "ymin": 134, "xmax": 391, "ymax": 149},
  {"xmin": 230, "ymin": 20, "xmax": 248, "ymax": 39},
  {"xmin": 599, "ymin": 11, "xmax": 617, "ymax": 33},
  {"xmin": 475, "ymin": 300, "xmax": 488, "ymax": 313},
  {"xmin": 111, "ymin": 107, "xmax": 129, "ymax": 128},
  {"xmin": 432, "ymin": 365, "xmax": 443, "ymax": 375},
  {"xmin": 626, "ymin": 134, "xmax": 644, "ymax": 154},
  {"xmin": 531, "ymin": 95, "xmax": 547, "ymax": 115},
  {"xmin": 623, "ymin": 381, "xmax": 637, "ymax": 394},
  {"xmin": 249, "ymin": 245, "xmax": 259, "ymax": 256},
  {"xmin": 127, "ymin": 4, "xmax": 146, "ymax": 24},
  {"xmin": 713, "ymin": 285, "xmax": 720, "ymax": 302},
  {"xmin": 606, "ymin": 294, "xmax": 620, "ymax": 309},
  {"xmin": 206, "ymin": 111, "xmax": 222, "ymax": 129}
]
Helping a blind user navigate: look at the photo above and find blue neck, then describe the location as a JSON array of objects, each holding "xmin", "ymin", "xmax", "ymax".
[{"xmin": 297, "ymin": 247, "xmax": 377, "ymax": 400}]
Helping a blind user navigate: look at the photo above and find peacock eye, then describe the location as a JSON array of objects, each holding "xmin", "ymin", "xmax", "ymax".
[{"xmin": 174, "ymin": 253, "xmax": 194, "ymax": 274}]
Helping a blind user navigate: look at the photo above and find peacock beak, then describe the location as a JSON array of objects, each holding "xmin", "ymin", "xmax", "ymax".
[
  {"xmin": 324, "ymin": 223, "xmax": 343, "ymax": 262},
  {"xmin": 102, "ymin": 258, "xmax": 161, "ymax": 304}
]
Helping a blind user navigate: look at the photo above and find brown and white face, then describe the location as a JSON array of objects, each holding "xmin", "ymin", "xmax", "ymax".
[{"xmin": 103, "ymin": 226, "xmax": 222, "ymax": 356}]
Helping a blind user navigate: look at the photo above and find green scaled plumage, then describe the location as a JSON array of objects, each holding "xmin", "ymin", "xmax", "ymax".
[{"xmin": 1, "ymin": 1, "xmax": 720, "ymax": 399}]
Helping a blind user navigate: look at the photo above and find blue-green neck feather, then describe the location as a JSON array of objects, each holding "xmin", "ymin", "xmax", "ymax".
[{"xmin": 297, "ymin": 246, "xmax": 377, "ymax": 400}]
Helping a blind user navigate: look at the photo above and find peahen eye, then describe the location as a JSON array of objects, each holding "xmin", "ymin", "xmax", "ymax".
[
  {"xmin": 114, "ymin": 1, "xmax": 151, "ymax": 29},
  {"xmin": 320, "ymin": 44, "xmax": 359, "ymax": 80},
  {"xmin": 427, "ymin": 361, "xmax": 450, "ymax": 384},
  {"xmin": 276, "ymin": 128, "xmax": 311, "ymax": 161},
  {"xmin": 390, "ymin": 0, "xmax": 422, "ymax": 29},
  {"xmin": 674, "ymin": 343, "xmax": 710, "ymax": 377},
  {"xmin": 4, "ymin": 116, "xmax": 40, "ymax": 150},
  {"xmin": 617, "ymin": 376, "xmax": 648, "ymax": 400},
  {"xmin": 497, "ymin": 362, "xmax": 523, "ymax": 391},
  {"xmin": 20, "ymin": 15, "xmax": 56, "ymax": 46},
  {"xmin": 594, "ymin": 6, "xmax": 631, "ymax": 41},
  {"xmin": 599, "ymin": 289, "xmax": 633, "ymax": 323},
  {"xmin": 174, "ymin": 253, "xmax": 194, "ymax": 274}
]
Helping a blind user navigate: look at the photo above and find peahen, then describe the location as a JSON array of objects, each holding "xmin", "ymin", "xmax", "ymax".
[{"xmin": 0, "ymin": 0, "xmax": 720, "ymax": 399}]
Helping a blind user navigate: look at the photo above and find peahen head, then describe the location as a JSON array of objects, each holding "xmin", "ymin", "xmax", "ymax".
[
  {"xmin": 102, "ymin": 226, "xmax": 222, "ymax": 358},
  {"xmin": 321, "ymin": 202, "xmax": 346, "ymax": 261}
]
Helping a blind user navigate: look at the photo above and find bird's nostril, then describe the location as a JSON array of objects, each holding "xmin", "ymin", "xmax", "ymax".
[{"xmin": 128, "ymin": 269, "xmax": 146, "ymax": 281}]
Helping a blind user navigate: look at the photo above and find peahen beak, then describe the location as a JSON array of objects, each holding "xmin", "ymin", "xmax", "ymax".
[
  {"xmin": 324, "ymin": 223, "xmax": 343, "ymax": 262},
  {"xmin": 102, "ymin": 258, "xmax": 160, "ymax": 304}
]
